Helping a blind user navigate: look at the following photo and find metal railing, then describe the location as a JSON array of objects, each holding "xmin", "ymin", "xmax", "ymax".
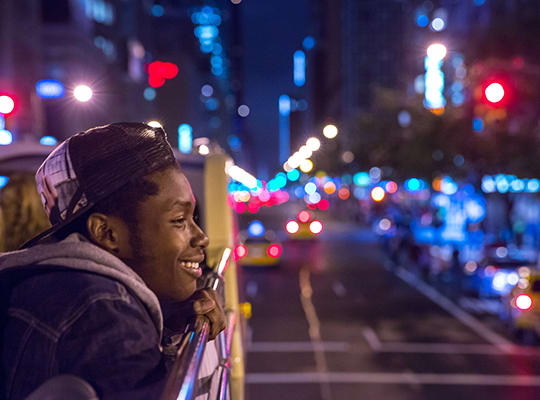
[{"xmin": 160, "ymin": 249, "xmax": 232, "ymax": 400}]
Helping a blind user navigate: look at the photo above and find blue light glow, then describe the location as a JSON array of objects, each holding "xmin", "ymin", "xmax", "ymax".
[
  {"xmin": 527, "ymin": 179, "xmax": 540, "ymax": 193},
  {"xmin": 40, "ymin": 136, "xmax": 58, "ymax": 146},
  {"xmin": 143, "ymin": 87, "xmax": 156, "ymax": 101},
  {"xmin": 151, "ymin": 4, "xmax": 164, "ymax": 17},
  {"xmin": 416, "ymin": 14, "xmax": 429, "ymax": 27},
  {"xmin": 36, "ymin": 80, "xmax": 65, "ymax": 98},
  {"xmin": 481, "ymin": 176, "xmax": 496, "ymax": 193},
  {"xmin": 194, "ymin": 25, "xmax": 218, "ymax": 40},
  {"xmin": 472, "ymin": 118, "xmax": 484, "ymax": 132},
  {"xmin": 495, "ymin": 175, "xmax": 509, "ymax": 193},
  {"xmin": 248, "ymin": 220, "xmax": 265, "ymax": 237},
  {"xmin": 474, "ymin": 0, "xmax": 486, "ymax": 5},
  {"xmin": 353, "ymin": 172, "xmax": 370, "ymax": 186},
  {"xmin": 0, "ymin": 130, "xmax": 13, "ymax": 145},
  {"xmin": 279, "ymin": 94, "xmax": 291, "ymax": 116},
  {"xmin": 205, "ymin": 98, "xmax": 218, "ymax": 111},
  {"xmin": 464, "ymin": 196, "xmax": 486, "ymax": 223},
  {"xmin": 308, "ymin": 192, "xmax": 321, "ymax": 204},
  {"xmin": 431, "ymin": 17, "xmax": 446, "ymax": 31},
  {"xmin": 228, "ymin": 135, "xmax": 241, "ymax": 151},
  {"xmin": 440, "ymin": 177, "xmax": 458, "ymax": 195},
  {"xmin": 0, "ymin": 176, "xmax": 8, "ymax": 189},
  {"xmin": 294, "ymin": 186, "xmax": 305, "ymax": 198},
  {"xmin": 0, "ymin": 115, "xmax": 4, "ymax": 130},
  {"xmin": 405, "ymin": 178, "xmax": 421, "ymax": 192},
  {"xmin": 275, "ymin": 173, "xmax": 287, "ymax": 188},
  {"xmin": 287, "ymin": 169, "xmax": 300, "ymax": 182},
  {"xmin": 302, "ymin": 36, "xmax": 316, "ymax": 50},
  {"xmin": 178, "ymin": 124, "xmax": 193, "ymax": 154},
  {"xmin": 293, "ymin": 50, "xmax": 306, "ymax": 87},
  {"xmin": 451, "ymin": 92, "xmax": 464, "ymax": 105},
  {"xmin": 342, "ymin": 174, "xmax": 353, "ymax": 185},
  {"xmin": 304, "ymin": 182, "xmax": 317, "ymax": 195},
  {"xmin": 510, "ymin": 179, "xmax": 525, "ymax": 193}
]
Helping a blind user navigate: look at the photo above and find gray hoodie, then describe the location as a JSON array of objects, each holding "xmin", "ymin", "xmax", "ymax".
[{"xmin": 0, "ymin": 233, "xmax": 163, "ymax": 338}]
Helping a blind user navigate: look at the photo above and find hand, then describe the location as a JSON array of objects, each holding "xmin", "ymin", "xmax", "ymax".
[{"xmin": 191, "ymin": 289, "xmax": 226, "ymax": 340}]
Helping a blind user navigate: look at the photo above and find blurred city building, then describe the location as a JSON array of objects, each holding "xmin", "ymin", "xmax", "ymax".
[{"xmin": 0, "ymin": 0, "xmax": 246, "ymax": 162}]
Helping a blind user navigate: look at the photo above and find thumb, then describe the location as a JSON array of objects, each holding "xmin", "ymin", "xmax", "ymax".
[{"xmin": 193, "ymin": 297, "xmax": 215, "ymax": 314}]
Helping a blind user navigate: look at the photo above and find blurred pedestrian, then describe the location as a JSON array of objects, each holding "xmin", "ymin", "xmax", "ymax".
[
  {"xmin": 0, "ymin": 173, "xmax": 51, "ymax": 252},
  {"xmin": 0, "ymin": 123, "xmax": 226, "ymax": 399}
]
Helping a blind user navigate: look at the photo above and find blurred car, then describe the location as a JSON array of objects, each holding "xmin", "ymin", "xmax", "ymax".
[
  {"xmin": 500, "ymin": 268, "xmax": 540, "ymax": 341},
  {"xmin": 465, "ymin": 255, "xmax": 535, "ymax": 298},
  {"xmin": 235, "ymin": 220, "xmax": 282, "ymax": 267},
  {"xmin": 285, "ymin": 210, "xmax": 323, "ymax": 240}
]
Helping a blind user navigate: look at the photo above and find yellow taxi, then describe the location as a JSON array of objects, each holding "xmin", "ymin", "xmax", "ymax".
[
  {"xmin": 500, "ymin": 267, "xmax": 540, "ymax": 342},
  {"xmin": 234, "ymin": 220, "xmax": 282, "ymax": 267},
  {"xmin": 285, "ymin": 209, "xmax": 324, "ymax": 239}
]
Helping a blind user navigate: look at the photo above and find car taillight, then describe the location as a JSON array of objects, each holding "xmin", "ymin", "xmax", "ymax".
[
  {"xmin": 267, "ymin": 244, "xmax": 282, "ymax": 258},
  {"xmin": 309, "ymin": 220, "xmax": 323, "ymax": 234},
  {"xmin": 515, "ymin": 294, "xmax": 533, "ymax": 311},
  {"xmin": 234, "ymin": 244, "xmax": 248, "ymax": 260},
  {"xmin": 286, "ymin": 220, "xmax": 299, "ymax": 234},
  {"xmin": 297, "ymin": 210, "xmax": 311, "ymax": 223}
]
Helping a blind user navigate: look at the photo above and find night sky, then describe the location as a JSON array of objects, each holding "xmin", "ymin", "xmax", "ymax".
[{"xmin": 241, "ymin": 0, "xmax": 310, "ymax": 179}]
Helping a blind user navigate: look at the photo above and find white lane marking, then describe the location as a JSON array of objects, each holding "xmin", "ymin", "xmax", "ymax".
[
  {"xmin": 299, "ymin": 267, "xmax": 333, "ymax": 400},
  {"xmin": 246, "ymin": 372, "xmax": 540, "ymax": 386},
  {"xmin": 395, "ymin": 267, "xmax": 515, "ymax": 352},
  {"xmin": 362, "ymin": 327, "xmax": 540, "ymax": 356},
  {"xmin": 248, "ymin": 341, "xmax": 350, "ymax": 352},
  {"xmin": 361, "ymin": 327, "xmax": 382, "ymax": 351},
  {"xmin": 332, "ymin": 280, "xmax": 347, "ymax": 297}
]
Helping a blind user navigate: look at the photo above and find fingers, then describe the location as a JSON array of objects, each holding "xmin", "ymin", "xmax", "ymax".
[{"xmin": 192, "ymin": 289, "xmax": 226, "ymax": 340}]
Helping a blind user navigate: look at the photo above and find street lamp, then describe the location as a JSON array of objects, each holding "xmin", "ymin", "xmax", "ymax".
[
  {"xmin": 73, "ymin": 85, "xmax": 93, "ymax": 102},
  {"xmin": 426, "ymin": 43, "xmax": 447, "ymax": 61},
  {"xmin": 322, "ymin": 124, "xmax": 338, "ymax": 139}
]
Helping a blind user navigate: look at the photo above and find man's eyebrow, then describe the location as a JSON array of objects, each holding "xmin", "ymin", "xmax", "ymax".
[{"xmin": 167, "ymin": 200, "xmax": 194, "ymax": 211}]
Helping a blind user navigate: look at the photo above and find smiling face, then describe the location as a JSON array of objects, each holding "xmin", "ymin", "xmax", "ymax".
[{"xmin": 120, "ymin": 167, "xmax": 209, "ymax": 301}]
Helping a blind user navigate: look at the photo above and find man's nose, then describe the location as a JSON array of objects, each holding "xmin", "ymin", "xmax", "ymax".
[{"xmin": 191, "ymin": 223, "xmax": 209, "ymax": 248}]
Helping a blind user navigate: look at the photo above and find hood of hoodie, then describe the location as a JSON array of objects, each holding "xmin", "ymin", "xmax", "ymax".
[{"xmin": 0, "ymin": 233, "xmax": 163, "ymax": 337}]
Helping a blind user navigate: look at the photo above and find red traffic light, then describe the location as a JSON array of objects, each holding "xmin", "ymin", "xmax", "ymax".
[
  {"xmin": 147, "ymin": 61, "xmax": 179, "ymax": 88},
  {"xmin": 0, "ymin": 94, "xmax": 15, "ymax": 115}
]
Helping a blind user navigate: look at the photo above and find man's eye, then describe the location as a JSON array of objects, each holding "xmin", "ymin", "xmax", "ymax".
[{"xmin": 172, "ymin": 218, "xmax": 186, "ymax": 226}]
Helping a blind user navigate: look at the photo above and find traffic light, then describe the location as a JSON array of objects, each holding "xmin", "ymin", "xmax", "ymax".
[
  {"xmin": 147, "ymin": 61, "xmax": 179, "ymax": 88},
  {"xmin": 0, "ymin": 94, "xmax": 15, "ymax": 115}
]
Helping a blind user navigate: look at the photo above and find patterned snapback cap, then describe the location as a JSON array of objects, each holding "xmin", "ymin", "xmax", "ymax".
[{"xmin": 24, "ymin": 122, "xmax": 176, "ymax": 248}]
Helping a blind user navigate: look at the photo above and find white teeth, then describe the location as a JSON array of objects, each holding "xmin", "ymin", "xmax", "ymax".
[{"xmin": 180, "ymin": 261, "xmax": 199, "ymax": 270}]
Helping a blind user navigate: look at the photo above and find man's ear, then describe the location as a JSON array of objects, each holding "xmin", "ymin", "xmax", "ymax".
[{"xmin": 86, "ymin": 213, "xmax": 128, "ymax": 255}]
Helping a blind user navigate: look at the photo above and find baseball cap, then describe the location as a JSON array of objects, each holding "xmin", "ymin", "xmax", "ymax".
[{"xmin": 23, "ymin": 122, "xmax": 177, "ymax": 248}]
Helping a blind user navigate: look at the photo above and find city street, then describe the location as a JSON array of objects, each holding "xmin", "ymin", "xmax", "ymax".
[{"xmin": 243, "ymin": 221, "xmax": 540, "ymax": 400}]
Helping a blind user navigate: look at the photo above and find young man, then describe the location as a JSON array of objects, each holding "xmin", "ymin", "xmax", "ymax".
[{"xmin": 0, "ymin": 123, "xmax": 226, "ymax": 399}]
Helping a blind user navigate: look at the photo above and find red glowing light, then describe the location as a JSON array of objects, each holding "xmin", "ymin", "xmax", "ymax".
[
  {"xmin": 385, "ymin": 181, "xmax": 398, "ymax": 194},
  {"xmin": 286, "ymin": 220, "xmax": 299, "ymax": 234},
  {"xmin": 515, "ymin": 294, "xmax": 533, "ymax": 311},
  {"xmin": 297, "ymin": 210, "xmax": 311, "ymax": 223},
  {"xmin": 0, "ymin": 94, "xmax": 16, "ymax": 115},
  {"xmin": 318, "ymin": 199, "xmax": 330, "ymax": 210},
  {"xmin": 234, "ymin": 244, "xmax": 248, "ymax": 260},
  {"xmin": 338, "ymin": 187, "xmax": 350, "ymax": 200},
  {"xmin": 267, "ymin": 244, "xmax": 282, "ymax": 258},
  {"xmin": 147, "ymin": 61, "xmax": 179, "ymax": 88},
  {"xmin": 309, "ymin": 220, "xmax": 323, "ymax": 234}
]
